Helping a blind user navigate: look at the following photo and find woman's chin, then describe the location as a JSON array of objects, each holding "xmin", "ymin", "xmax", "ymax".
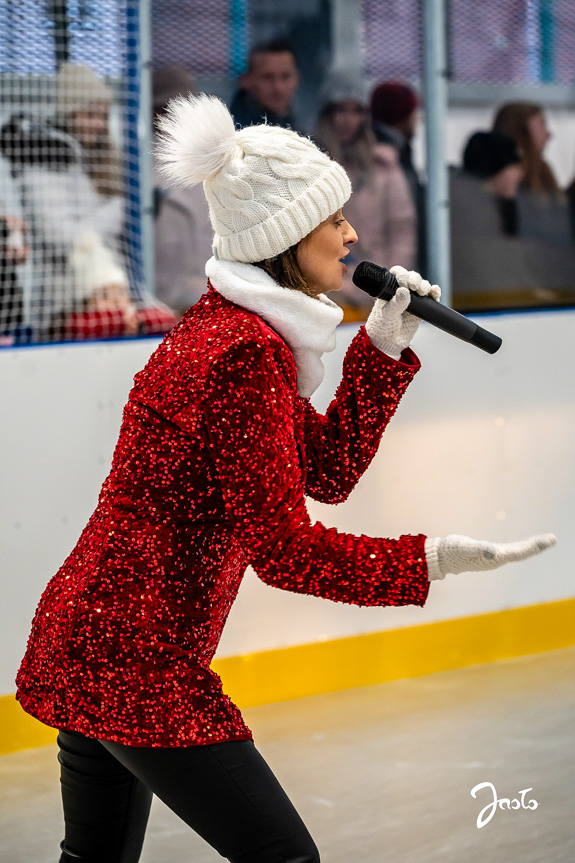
[
  {"xmin": 308, "ymin": 271, "xmax": 344, "ymax": 295},
  {"xmin": 330, "ymin": 271, "xmax": 345, "ymax": 293}
]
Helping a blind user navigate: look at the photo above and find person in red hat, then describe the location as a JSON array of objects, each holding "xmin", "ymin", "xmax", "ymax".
[{"xmin": 370, "ymin": 81, "xmax": 426, "ymax": 272}]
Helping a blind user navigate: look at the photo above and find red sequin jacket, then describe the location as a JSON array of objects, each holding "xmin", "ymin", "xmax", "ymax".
[{"xmin": 16, "ymin": 285, "xmax": 430, "ymax": 747}]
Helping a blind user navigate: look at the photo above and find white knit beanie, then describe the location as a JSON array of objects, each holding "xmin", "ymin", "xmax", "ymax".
[
  {"xmin": 56, "ymin": 63, "xmax": 113, "ymax": 117},
  {"xmin": 156, "ymin": 94, "xmax": 352, "ymax": 263}
]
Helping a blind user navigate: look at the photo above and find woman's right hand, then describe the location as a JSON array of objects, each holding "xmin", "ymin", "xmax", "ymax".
[
  {"xmin": 88, "ymin": 283, "xmax": 139, "ymax": 335},
  {"xmin": 365, "ymin": 266, "xmax": 440, "ymax": 360}
]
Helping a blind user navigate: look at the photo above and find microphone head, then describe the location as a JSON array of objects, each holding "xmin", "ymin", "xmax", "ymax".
[{"xmin": 352, "ymin": 261, "xmax": 397, "ymax": 300}]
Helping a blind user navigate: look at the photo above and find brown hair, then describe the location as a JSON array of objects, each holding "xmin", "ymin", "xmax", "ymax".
[
  {"xmin": 493, "ymin": 102, "xmax": 561, "ymax": 196},
  {"xmin": 253, "ymin": 241, "xmax": 315, "ymax": 296},
  {"xmin": 247, "ymin": 39, "xmax": 297, "ymax": 73},
  {"xmin": 64, "ymin": 114, "xmax": 123, "ymax": 198},
  {"xmin": 314, "ymin": 102, "xmax": 375, "ymax": 184},
  {"xmin": 86, "ymin": 138, "xmax": 123, "ymax": 198}
]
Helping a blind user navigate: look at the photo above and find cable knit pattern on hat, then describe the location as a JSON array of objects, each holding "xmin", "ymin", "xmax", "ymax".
[
  {"xmin": 156, "ymin": 94, "xmax": 352, "ymax": 263},
  {"xmin": 205, "ymin": 256, "xmax": 343, "ymax": 398}
]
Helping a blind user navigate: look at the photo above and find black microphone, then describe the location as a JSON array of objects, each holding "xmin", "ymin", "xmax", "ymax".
[{"xmin": 352, "ymin": 261, "xmax": 502, "ymax": 354}]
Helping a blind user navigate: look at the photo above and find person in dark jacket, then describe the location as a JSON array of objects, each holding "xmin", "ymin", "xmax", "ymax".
[
  {"xmin": 461, "ymin": 131, "xmax": 524, "ymax": 236},
  {"xmin": 450, "ymin": 130, "xmax": 532, "ymax": 307},
  {"xmin": 370, "ymin": 80, "xmax": 427, "ymax": 272},
  {"xmin": 230, "ymin": 39, "xmax": 300, "ymax": 131}
]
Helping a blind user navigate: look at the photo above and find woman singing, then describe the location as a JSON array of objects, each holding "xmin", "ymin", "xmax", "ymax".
[{"xmin": 16, "ymin": 95, "xmax": 555, "ymax": 863}]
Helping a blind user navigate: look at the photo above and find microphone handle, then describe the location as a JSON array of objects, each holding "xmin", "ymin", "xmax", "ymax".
[{"xmin": 371, "ymin": 272, "xmax": 502, "ymax": 355}]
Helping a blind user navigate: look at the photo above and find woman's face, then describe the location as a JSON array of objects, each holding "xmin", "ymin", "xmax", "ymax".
[
  {"xmin": 331, "ymin": 100, "xmax": 366, "ymax": 145},
  {"xmin": 296, "ymin": 209, "xmax": 358, "ymax": 295},
  {"xmin": 69, "ymin": 101, "xmax": 110, "ymax": 145},
  {"xmin": 527, "ymin": 111, "xmax": 551, "ymax": 155}
]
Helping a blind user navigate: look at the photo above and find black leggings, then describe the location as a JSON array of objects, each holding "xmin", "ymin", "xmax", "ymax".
[{"xmin": 57, "ymin": 729, "xmax": 319, "ymax": 863}]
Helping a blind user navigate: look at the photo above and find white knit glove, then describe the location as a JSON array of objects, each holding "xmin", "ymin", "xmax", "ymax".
[
  {"xmin": 365, "ymin": 266, "xmax": 441, "ymax": 360},
  {"xmin": 425, "ymin": 533, "xmax": 557, "ymax": 581}
]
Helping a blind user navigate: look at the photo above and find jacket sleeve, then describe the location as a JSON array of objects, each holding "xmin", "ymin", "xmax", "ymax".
[
  {"xmin": 301, "ymin": 326, "xmax": 420, "ymax": 504},
  {"xmin": 203, "ymin": 336, "xmax": 429, "ymax": 609}
]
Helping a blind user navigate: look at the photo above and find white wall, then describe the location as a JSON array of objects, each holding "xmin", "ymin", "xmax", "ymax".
[{"xmin": 1, "ymin": 312, "xmax": 574, "ymax": 694}]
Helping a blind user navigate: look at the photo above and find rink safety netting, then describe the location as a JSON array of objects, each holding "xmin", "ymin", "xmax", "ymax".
[
  {"xmin": 0, "ymin": 0, "xmax": 148, "ymax": 344},
  {"xmin": 362, "ymin": 0, "xmax": 575, "ymax": 85},
  {"xmin": 1, "ymin": 1, "xmax": 575, "ymax": 344}
]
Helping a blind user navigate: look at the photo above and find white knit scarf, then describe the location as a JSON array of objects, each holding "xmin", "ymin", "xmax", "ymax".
[{"xmin": 205, "ymin": 256, "xmax": 343, "ymax": 398}]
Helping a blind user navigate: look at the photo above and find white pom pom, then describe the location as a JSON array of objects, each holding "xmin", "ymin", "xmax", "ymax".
[{"xmin": 155, "ymin": 93, "xmax": 238, "ymax": 186}]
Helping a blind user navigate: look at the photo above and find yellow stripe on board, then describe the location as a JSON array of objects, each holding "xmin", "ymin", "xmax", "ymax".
[
  {"xmin": 212, "ymin": 597, "xmax": 575, "ymax": 707},
  {"xmin": 2, "ymin": 597, "xmax": 574, "ymax": 756},
  {"xmin": 0, "ymin": 694, "xmax": 58, "ymax": 754}
]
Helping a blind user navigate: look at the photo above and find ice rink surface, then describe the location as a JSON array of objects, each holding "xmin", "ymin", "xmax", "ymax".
[{"xmin": 1, "ymin": 647, "xmax": 574, "ymax": 863}]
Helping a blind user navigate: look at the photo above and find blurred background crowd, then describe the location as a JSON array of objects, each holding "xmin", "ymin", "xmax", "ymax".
[{"xmin": 2, "ymin": 0, "xmax": 575, "ymax": 345}]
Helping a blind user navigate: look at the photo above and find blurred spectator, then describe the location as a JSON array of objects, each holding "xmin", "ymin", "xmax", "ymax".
[
  {"xmin": 152, "ymin": 67, "xmax": 213, "ymax": 315},
  {"xmin": 0, "ymin": 63, "xmax": 125, "ymax": 339},
  {"xmin": 492, "ymin": 101, "xmax": 575, "ymax": 300},
  {"xmin": 562, "ymin": 140, "xmax": 575, "ymax": 240},
  {"xmin": 450, "ymin": 131, "xmax": 532, "ymax": 306},
  {"xmin": 59, "ymin": 232, "xmax": 175, "ymax": 341},
  {"xmin": 56, "ymin": 62, "xmax": 124, "ymax": 199},
  {"xmin": 0, "ymin": 212, "xmax": 29, "ymax": 343},
  {"xmin": 493, "ymin": 102, "xmax": 560, "ymax": 196},
  {"xmin": 230, "ymin": 39, "xmax": 300, "ymax": 131},
  {"xmin": 0, "ymin": 63, "xmax": 175, "ymax": 342},
  {"xmin": 370, "ymin": 80, "xmax": 426, "ymax": 272},
  {"xmin": 314, "ymin": 73, "xmax": 416, "ymax": 317},
  {"xmin": 451, "ymin": 126, "xmax": 575, "ymax": 309},
  {"xmin": 567, "ymin": 176, "xmax": 575, "ymax": 239},
  {"xmin": 462, "ymin": 131, "xmax": 524, "ymax": 235}
]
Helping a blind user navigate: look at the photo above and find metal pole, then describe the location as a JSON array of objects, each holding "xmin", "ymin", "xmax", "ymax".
[
  {"xmin": 422, "ymin": 0, "xmax": 451, "ymax": 303},
  {"xmin": 50, "ymin": 0, "xmax": 71, "ymax": 69},
  {"xmin": 229, "ymin": 0, "xmax": 249, "ymax": 78},
  {"xmin": 138, "ymin": 0, "xmax": 155, "ymax": 296},
  {"xmin": 539, "ymin": 0, "xmax": 556, "ymax": 84},
  {"xmin": 330, "ymin": 0, "xmax": 364, "ymax": 75}
]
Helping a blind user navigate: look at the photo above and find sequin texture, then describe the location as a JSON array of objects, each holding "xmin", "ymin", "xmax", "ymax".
[{"xmin": 16, "ymin": 286, "xmax": 429, "ymax": 746}]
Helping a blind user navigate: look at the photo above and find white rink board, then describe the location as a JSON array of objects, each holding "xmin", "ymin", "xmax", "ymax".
[{"xmin": 1, "ymin": 311, "xmax": 574, "ymax": 693}]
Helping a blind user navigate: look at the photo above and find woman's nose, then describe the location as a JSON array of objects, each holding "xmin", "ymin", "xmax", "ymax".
[{"xmin": 344, "ymin": 221, "xmax": 358, "ymax": 245}]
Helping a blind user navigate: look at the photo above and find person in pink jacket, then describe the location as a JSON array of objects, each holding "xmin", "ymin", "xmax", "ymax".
[
  {"xmin": 314, "ymin": 74, "xmax": 417, "ymax": 318},
  {"xmin": 16, "ymin": 94, "xmax": 555, "ymax": 863}
]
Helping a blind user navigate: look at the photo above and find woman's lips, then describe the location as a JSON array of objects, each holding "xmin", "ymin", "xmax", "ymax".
[{"xmin": 340, "ymin": 260, "xmax": 348, "ymax": 273}]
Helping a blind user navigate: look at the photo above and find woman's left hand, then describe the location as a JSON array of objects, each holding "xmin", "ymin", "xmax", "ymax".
[
  {"xmin": 425, "ymin": 533, "xmax": 557, "ymax": 581},
  {"xmin": 365, "ymin": 265, "xmax": 441, "ymax": 360}
]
